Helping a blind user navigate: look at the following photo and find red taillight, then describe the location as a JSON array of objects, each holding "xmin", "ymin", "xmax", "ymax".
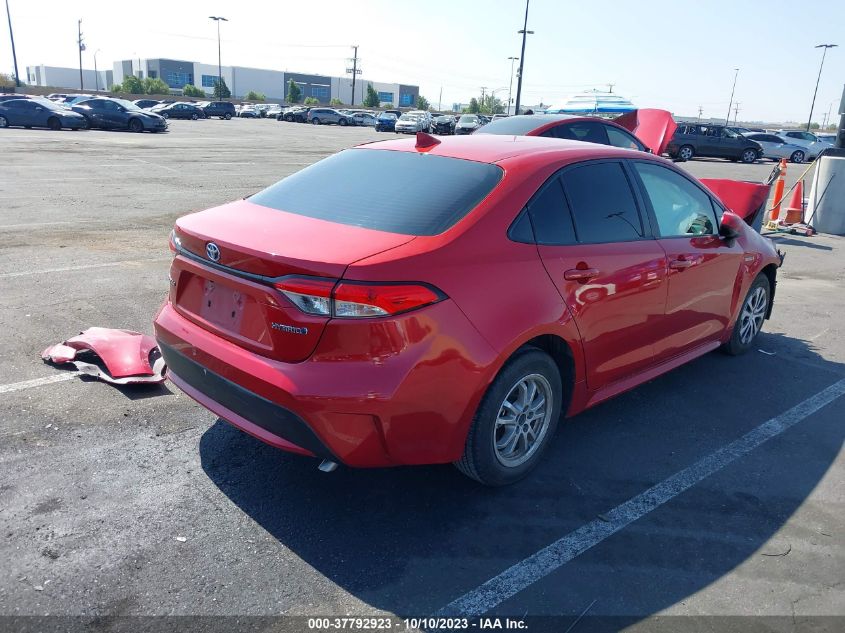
[{"xmin": 273, "ymin": 276, "xmax": 443, "ymax": 318}]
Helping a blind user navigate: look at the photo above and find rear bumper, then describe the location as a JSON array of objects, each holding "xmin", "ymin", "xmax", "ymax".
[{"xmin": 154, "ymin": 299, "xmax": 498, "ymax": 467}]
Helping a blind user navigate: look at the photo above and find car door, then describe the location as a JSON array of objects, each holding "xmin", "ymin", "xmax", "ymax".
[
  {"xmin": 630, "ymin": 161, "xmax": 743, "ymax": 361},
  {"xmin": 99, "ymin": 100, "xmax": 123, "ymax": 129},
  {"xmin": 529, "ymin": 160, "xmax": 668, "ymax": 389}
]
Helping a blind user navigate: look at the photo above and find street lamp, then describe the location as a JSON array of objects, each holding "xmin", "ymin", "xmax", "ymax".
[
  {"xmin": 507, "ymin": 56, "xmax": 519, "ymax": 115},
  {"xmin": 725, "ymin": 67, "xmax": 738, "ymax": 126},
  {"xmin": 4, "ymin": 0, "xmax": 21, "ymax": 87},
  {"xmin": 209, "ymin": 16, "xmax": 228, "ymax": 95},
  {"xmin": 513, "ymin": 0, "xmax": 533, "ymax": 115},
  {"xmin": 806, "ymin": 44, "xmax": 837, "ymax": 131},
  {"xmin": 94, "ymin": 49, "xmax": 101, "ymax": 91}
]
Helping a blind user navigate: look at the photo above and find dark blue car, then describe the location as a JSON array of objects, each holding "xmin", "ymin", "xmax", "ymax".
[
  {"xmin": 0, "ymin": 98, "xmax": 87, "ymax": 130},
  {"xmin": 375, "ymin": 112, "xmax": 398, "ymax": 132}
]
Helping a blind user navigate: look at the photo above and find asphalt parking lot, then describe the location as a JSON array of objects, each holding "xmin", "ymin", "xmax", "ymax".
[{"xmin": 1, "ymin": 119, "xmax": 843, "ymax": 631}]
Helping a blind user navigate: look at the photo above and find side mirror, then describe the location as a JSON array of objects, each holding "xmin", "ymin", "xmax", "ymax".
[{"xmin": 719, "ymin": 211, "xmax": 743, "ymax": 240}]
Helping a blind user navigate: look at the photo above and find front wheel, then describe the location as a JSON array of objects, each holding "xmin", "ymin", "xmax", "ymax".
[
  {"xmin": 0, "ymin": 115, "xmax": 9, "ymax": 128},
  {"xmin": 741, "ymin": 148, "xmax": 757, "ymax": 163},
  {"xmin": 129, "ymin": 118, "xmax": 144, "ymax": 133},
  {"xmin": 48, "ymin": 117, "xmax": 61, "ymax": 131},
  {"xmin": 790, "ymin": 150, "xmax": 805, "ymax": 164},
  {"xmin": 338, "ymin": 118, "xmax": 348, "ymax": 126},
  {"xmin": 162, "ymin": 112, "xmax": 169, "ymax": 119},
  {"xmin": 722, "ymin": 275, "xmax": 770, "ymax": 355},
  {"xmin": 224, "ymin": 113, "xmax": 232, "ymax": 120},
  {"xmin": 191, "ymin": 113, "xmax": 199, "ymax": 120},
  {"xmin": 311, "ymin": 118, "xmax": 320, "ymax": 125},
  {"xmin": 455, "ymin": 349, "xmax": 562, "ymax": 486}
]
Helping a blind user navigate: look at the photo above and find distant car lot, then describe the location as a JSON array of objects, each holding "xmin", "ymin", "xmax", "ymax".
[{"xmin": 0, "ymin": 120, "xmax": 842, "ymax": 625}]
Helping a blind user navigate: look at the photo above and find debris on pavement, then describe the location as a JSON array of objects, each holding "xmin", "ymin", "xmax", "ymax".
[
  {"xmin": 174, "ymin": 536, "xmax": 187, "ymax": 543},
  {"xmin": 41, "ymin": 327, "xmax": 167, "ymax": 385},
  {"xmin": 761, "ymin": 543, "xmax": 792, "ymax": 557}
]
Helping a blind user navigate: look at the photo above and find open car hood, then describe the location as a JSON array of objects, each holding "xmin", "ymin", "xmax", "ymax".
[
  {"xmin": 613, "ymin": 109, "xmax": 677, "ymax": 155},
  {"xmin": 700, "ymin": 179, "xmax": 771, "ymax": 224}
]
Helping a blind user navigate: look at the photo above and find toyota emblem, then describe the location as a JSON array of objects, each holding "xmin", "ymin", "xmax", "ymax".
[{"xmin": 206, "ymin": 242, "xmax": 220, "ymax": 262}]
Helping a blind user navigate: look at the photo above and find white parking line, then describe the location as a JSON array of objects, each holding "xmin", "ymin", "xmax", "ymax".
[
  {"xmin": 435, "ymin": 377, "xmax": 845, "ymax": 618},
  {"xmin": 0, "ymin": 257, "xmax": 170, "ymax": 279},
  {"xmin": 0, "ymin": 372, "xmax": 77, "ymax": 395}
]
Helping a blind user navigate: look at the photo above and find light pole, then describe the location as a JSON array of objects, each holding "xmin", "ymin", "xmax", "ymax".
[
  {"xmin": 77, "ymin": 19, "xmax": 85, "ymax": 90},
  {"xmin": 4, "ymin": 0, "xmax": 20, "ymax": 87},
  {"xmin": 806, "ymin": 44, "xmax": 837, "ymax": 131},
  {"xmin": 94, "ymin": 49, "xmax": 101, "ymax": 91},
  {"xmin": 507, "ymin": 56, "xmax": 518, "ymax": 115},
  {"xmin": 724, "ymin": 67, "xmax": 738, "ymax": 126},
  {"xmin": 209, "ymin": 16, "xmax": 228, "ymax": 95},
  {"xmin": 513, "ymin": 0, "xmax": 533, "ymax": 115}
]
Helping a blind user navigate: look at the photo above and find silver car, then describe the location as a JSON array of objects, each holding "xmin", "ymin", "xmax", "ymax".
[
  {"xmin": 394, "ymin": 113, "xmax": 426, "ymax": 134},
  {"xmin": 743, "ymin": 133, "xmax": 809, "ymax": 163},
  {"xmin": 774, "ymin": 130, "xmax": 831, "ymax": 160}
]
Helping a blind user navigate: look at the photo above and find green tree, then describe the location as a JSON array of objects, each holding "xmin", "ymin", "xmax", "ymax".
[
  {"xmin": 213, "ymin": 78, "xmax": 231, "ymax": 99},
  {"xmin": 182, "ymin": 84, "xmax": 205, "ymax": 97},
  {"xmin": 467, "ymin": 97, "xmax": 480, "ymax": 114},
  {"xmin": 330, "ymin": 98, "xmax": 344, "ymax": 106},
  {"xmin": 416, "ymin": 95, "xmax": 430, "ymax": 111},
  {"xmin": 286, "ymin": 79, "xmax": 302, "ymax": 104},
  {"xmin": 809, "ymin": 122, "xmax": 820, "ymax": 130},
  {"xmin": 363, "ymin": 83, "xmax": 380, "ymax": 108},
  {"xmin": 113, "ymin": 74, "xmax": 145, "ymax": 95},
  {"xmin": 303, "ymin": 96, "xmax": 319, "ymax": 105},
  {"xmin": 144, "ymin": 77, "xmax": 170, "ymax": 95},
  {"xmin": 244, "ymin": 90, "xmax": 266, "ymax": 102},
  {"xmin": 480, "ymin": 94, "xmax": 504, "ymax": 114}
]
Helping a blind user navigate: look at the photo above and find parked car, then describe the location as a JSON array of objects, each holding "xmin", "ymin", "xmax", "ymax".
[
  {"xmin": 375, "ymin": 112, "xmax": 398, "ymax": 132},
  {"xmin": 775, "ymin": 130, "xmax": 832, "ymax": 160},
  {"xmin": 394, "ymin": 113, "xmax": 427, "ymax": 134},
  {"xmin": 816, "ymin": 133, "xmax": 836, "ymax": 144},
  {"xmin": 432, "ymin": 114, "xmax": 457, "ymax": 135},
  {"xmin": 742, "ymin": 133, "xmax": 807, "ymax": 163},
  {"xmin": 475, "ymin": 114, "xmax": 648, "ymax": 152},
  {"xmin": 133, "ymin": 99, "xmax": 160, "ymax": 110},
  {"xmin": 71, "ymin": 98, "xmax": 167, "ymax": 132},
  {"xmin": 666, "ymin": 123, "xmax": 761, "ymax": 163},
  {"xmin": 0, "ymin": 94, "xmax": 35, "ymax": 103},
  {"xmin": 0, "ymin": 98, "xmax": 87, "ymax": 130},
  {"xmin": 280, "ymin": 107, "xmax": 310, "ymax": 123},
  {"xmin": 351, "ymin": 112, "xmax": 377, "ymax": 127},
  {"xmin": 381, "ymin": 109, "xmax": 402, "ymax": 118},
  {"xmin": 307, "ymin": 108, "xmax": 355, "ymax": 126},
  {"xmin": 61, "ymin": 95, "xmax": 96, "ymax": 106},
  {"xmin": 153, "ymin": 102, "xmax": 206, "ymax": 120},
  {"xmin": 237, "ymin": 105, "xmax": 260, "ymax": 118},
  {"xmin": 455, "ymin": 114, "xmax": 484, "ymax": 135},
  {"xmin": 266, "ymin": 104, "xmax": 283, "ymax": 119},
  {"xmin": 201, "ymin": 101, "xmax": 236, "ymax": 120},
  {"xmin": 156, "ymin": 135, "xmax": 782, "ymax": 485},
  {"xmin": 408, "ymin": 110, "xmax": 432, "ymax": 131}
]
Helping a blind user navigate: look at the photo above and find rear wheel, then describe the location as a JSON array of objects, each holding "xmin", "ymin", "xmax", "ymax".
[
  {"xmin": 191, "ymin": 113, "xmax": 199, "ymax": 120},
  {"xmin": 722, "ymin": 275, "xmax": 770, "ymax": 355},
  {"xmin": 741, "ymin": 148, "xmax": 757, "ymax": 163},
  {"xmin": 455, "ymin": 349, "xmax": 562, "ymax": 486},
  {"xmin": 162, "ymin": 112, "xmax": 170, "ymax": 119},
  {"xmin": 48, "ymin": 117, "xmax": 61, "ymax": 131},
  {"xmin": 790, "ymin": 150, "xmax": 805, "ymax": 164},
  {"xmin": 129, "ymin": 118, "xmax": 144, "ymax": 133},
  {"xmin": 312, "ymin": 118, "xmax": 321, "ymax": 125},
  {"xmin": 224, "ymin": 113, "xmax": 232, "ymax": 120},
  {"xmin": 338, "ymin": 118, "xmax": 348, "ymax": 126},
  {"xmin": 677, "ymin": 145, "xmax": 694, "ymax": 161},
  {"xmin": 0, "ymin": 115, "xmax": 8, "ymax": 128}
]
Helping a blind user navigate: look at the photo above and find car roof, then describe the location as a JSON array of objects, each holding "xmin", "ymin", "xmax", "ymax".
[{"xmin": 356, "ymin": 134, "xmax": 644, "ymax": 164}]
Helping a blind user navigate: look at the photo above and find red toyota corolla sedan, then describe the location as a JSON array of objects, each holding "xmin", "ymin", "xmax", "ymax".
[{"xmin": 154, "ymin": 133, "xmax": 781, "ymax": 485}]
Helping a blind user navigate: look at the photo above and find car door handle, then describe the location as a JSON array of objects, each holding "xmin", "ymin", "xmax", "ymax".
[
  {"xmin": 564, "ymin": 267, "xmax": 600, "ymax": 281},
  {"xmin": 669, "ymin": 258, "xmax": 694, "ymax": 270}
]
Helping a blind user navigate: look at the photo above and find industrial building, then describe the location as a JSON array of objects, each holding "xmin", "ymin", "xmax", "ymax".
[{"xmin": 26, "ymin": 65, "xmax": 112, "ymax": 93}]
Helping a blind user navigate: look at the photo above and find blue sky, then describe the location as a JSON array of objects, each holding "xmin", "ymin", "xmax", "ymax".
[{"xmin": 3, "ymin": 0, "xmax": 843, "ymax": 123}]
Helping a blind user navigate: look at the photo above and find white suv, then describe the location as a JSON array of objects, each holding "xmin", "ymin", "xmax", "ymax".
[{"xmin": 775, "ymin": 130, "xmax": 832, "ymax": 159}]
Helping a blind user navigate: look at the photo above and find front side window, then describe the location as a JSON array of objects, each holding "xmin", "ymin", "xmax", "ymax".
[
  {"xmin": 606, "ymin": 125, "xmax": 645, "ymax": 151},
  {"xmin": 560, "ymin": 162, "xmax": 643, "ymax": 243},
  {"xmin": 633, "ymin": 162, "xmax": 717, "ymax": 237}
]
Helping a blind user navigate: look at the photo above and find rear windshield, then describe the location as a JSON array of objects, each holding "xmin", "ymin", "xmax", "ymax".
[
  {"xmin": 475, "ymin": 116, "xmax": 557, "ymax": 135},
  {"xmin": 249, "ymin": 149, "xmax": 503, "ymax": 236}
]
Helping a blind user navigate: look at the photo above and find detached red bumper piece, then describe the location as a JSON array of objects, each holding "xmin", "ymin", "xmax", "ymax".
[{"xmin": 42, "ymin": 327, "xmax": 167, "ymax": 384}]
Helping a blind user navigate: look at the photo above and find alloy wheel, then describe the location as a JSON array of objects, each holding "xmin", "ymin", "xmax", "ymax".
[
  {"xmin": 493, "ymin": 374, "xmax": 553, "ymax": 468},
  {"xmin": 679, "ymin": 146, "xmax": 693, "ymax": 160},
  {"xmin": 739, "ymin": 286, "xmax": 767, "ymax": 345},
  {"xmin": 0, "ymin": 116, "xmax": 7, "ymax": 128}
]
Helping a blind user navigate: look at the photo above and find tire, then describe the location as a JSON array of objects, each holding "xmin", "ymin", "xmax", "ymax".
[
  {"xmin": 338, "ymin": 118, "xmax": 348, "ymax": 126},
  {"xmin": 790, "ymin": 150, "xmax": 805, "ymax": 164},
  {"xmin": 162, "ymin": 112, "xmax": 169, "ymax": 119},
  {"xmin": 79, "ymin": 117, "xmax": 91, "ymax": 129},
  {"xmin": 129, "ymin": 118, "xmax": 144, "ymax": 133},
  {"xmin": 284, "ymin": 114, "xmax": 293, "ymax": 122},
  {"xmin": 191, "ymin": 113, "xmax": 199, "ymax": 120},
  {"xmin": 311, "ymin": 118, "xmax": 320, "ymax": 125},
  {"xmin": 721, "ymin": 275, "xmax": 771, "ymax": 356},
  {"xmin": 741, "ymin": 148, "xmax": 757, "ymax": 163},
  {"xmin": 224, "ymin": 113, "xmax": 232, "ymax": 120},
  {"xmin": 677, "ymin": 145, "xmax": 694, "ymax": 161},
  {"xmin": 454, "ymin": 348, "xmax": 563, "ymax": 486},
  {"xmin": 0, "ymin": 115, "xmax": 8, "ymax": 128},
  {"xmin": 48, "ymin": 117, "xmax": 61, "ymax": 131}
]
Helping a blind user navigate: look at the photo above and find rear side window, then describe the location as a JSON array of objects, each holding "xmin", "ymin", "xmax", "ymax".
[
  {"xmin": 544, "ymin": 121, "xmax": 610, "ymax": 145},
  {"xmin": 249, "ymin": 149, "xmax": 503, "ymax": 236},
  {"xmin": 561, "ymin": 162, "xmax": 643, "ymax": 243},
  {"xmin": 526, "ymin": 178, "xmax": 576, "ymax": 245},
  {"xmin": 633, "ymin": 162, "xmax": 718, "ymax": 237}
]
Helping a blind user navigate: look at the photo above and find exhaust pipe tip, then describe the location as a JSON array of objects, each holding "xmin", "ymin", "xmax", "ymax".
[{"xmin": 318, "ymin": 459, "xmax": 338, "ymax": 473}]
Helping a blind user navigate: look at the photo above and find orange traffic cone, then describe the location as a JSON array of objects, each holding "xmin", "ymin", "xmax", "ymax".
[
  {"xmin": 769, "ymin": 159, "xmax": 787, "ymax": 221},
  {"xmin": 784, "ymin": 180, "xmax": 804, "ymax": 224}
]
